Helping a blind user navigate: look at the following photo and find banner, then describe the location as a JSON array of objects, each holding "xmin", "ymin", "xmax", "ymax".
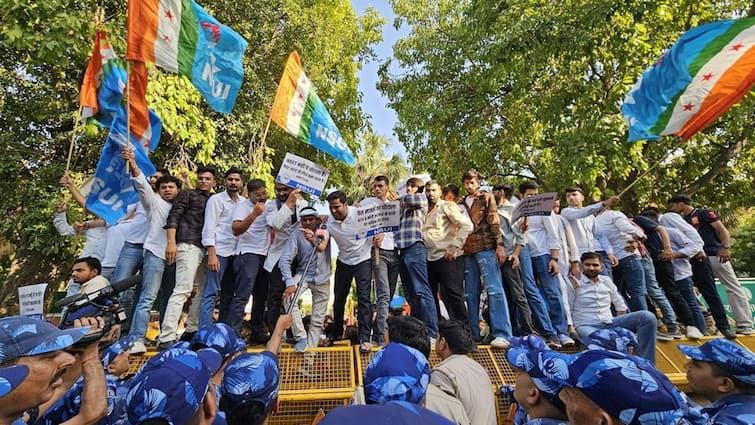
[
  {"xmin": 18, "ymin": 283, "xmax": 48, "ymax": 319},
  {"xmin": 275, "ymin": 153, "xmax": 329, "ymax": 197},
  {"xmin": 354, "ymin": 201, "xmax": 400, "ymax": 239},
  {"xmin": 511, "ymin": 192, "xmax": 558, "ymax": 223}
]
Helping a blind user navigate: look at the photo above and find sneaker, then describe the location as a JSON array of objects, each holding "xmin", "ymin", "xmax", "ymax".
[
  {"xmin": 359, "ymin": 341, "xmax": 373, "ymax": 353},
  {"xmin": 656, "ymin": 332, "xmax": 674, "ymax": 341},
  {"xmin": 294, "ymin": 338, "xmax": 308, "ymax": 353},
  {"xmin": 129, "ymin": 340, "xmax": 147, "ymax": 355},
  {"xmin": 736, "ymin": 327, "xmax": 754, "ymax": 335},
  {"xmin": 667, "ymin": 328, "xmax": 683, "ymax": 339},
  {"xmin": 156, "ymin": 340, "xmax": 177, "ymax": 351},
  {"xmin": 490, "ymin": 337, "xmax": 510, "ymax": 349},
  {"xmin": 721, "ymin": 328, "xmax": 737, "ymax": 340},
  {"xmin": 546, "ymin": 336, "xmax": 562, "ymax": 349},
  {"xmin": 686, "ymin": 326, "xmax": 704, "ymax": 340},
  {"xmin": 558, "ymin": 334, "xmax": 576, "ymax": 347}
]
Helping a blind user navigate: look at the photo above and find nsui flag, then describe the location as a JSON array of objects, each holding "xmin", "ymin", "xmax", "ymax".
[
  {"xmin": 270, "ymin": 51, "xmax": 357, "ymax": 166},
  {"xmin": 622, "ymin": 17, "xmax": 755, "ymax": 142}
]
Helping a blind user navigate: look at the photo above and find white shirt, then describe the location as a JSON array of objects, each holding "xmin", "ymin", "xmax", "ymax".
[
  {"xmin": 659, "ymin": 213, "xmax": 705, "ymax": 251},
  {"xmin": 360, "ymin": 197, "xmax": 396, "ymax": 250},
  {"xmin": 524, "ymin": 213, "xmax": 561, "ymax": 257},
  {"xmin": 595, "ymin": 210, "xmax": 645, "ymax": 260},
  {"xmin": 53, "ymin": 212, "xmax": 107, "ymax": 260},
  {"xmin": 136, "ymin": 173, "xmax": 173, "ymax": 260},
  {"xmin": 232, "ymin": 199, "xmax": 270, "ymax": 256},
  {"xmin": 560, "ymin": 202, "xmax": 605, "ymax": 255},
  {"xmin": 263, "ymin": 199, "xmax": 309, "ymax": 272},
  {"xmin": 666, "ymin": 227, "xmax": 699, "ymax": 281},
  {"xmin": 124, "ymin": 198, "xmax": 149, "ymax": 244},
  {"xmin": 102, "ymin": 220, "xmax": 128, "ymax": 268},
  {"xmin": 552, "ymin": 214, "xmax": 580, "ymax": 265},
  {"xmin": 568, "ymin": 274, "xmax": 628, "ymax": 328},
  {"xmin": 202, "ymin": 191, "xmax": 243, "ymax": 258},
  {"xmin": 327, "ymin": 206, "xmax": 372, "ymax": 265}
]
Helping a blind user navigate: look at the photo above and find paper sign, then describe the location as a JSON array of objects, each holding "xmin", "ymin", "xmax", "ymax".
[
  {"xmin": 276, "ymin": 153, "xmax": 330, "ymax": 197},
  {"xmin": 511, "ymin": 192, "xmax": 558, "ymax": 223},
  {"xmin": 354, "ymin": 201, "xmax": 400, "ymax": 239},
  {"xmin": 18, "ymin": 283, "xmax": 48, "ymax": 319}
]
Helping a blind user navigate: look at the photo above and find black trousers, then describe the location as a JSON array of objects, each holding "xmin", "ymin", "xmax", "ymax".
[
  {"xmin": 428, "ymin": 257, "xmax": 468, "ymax": 324},
  {"xmin": 690, "ymin": 256, "xmax": 730, "ymax": 331},
  {"xmin": 501, "ymin": 259, "xmax": 534, "ymax": 335},
  {"xmin": 331, "ymin": 259, "xmax": 372, "ymax": 343},
  {"xmin": 652, "ymin": 259, "xmax": 695, "ymax": 327}
]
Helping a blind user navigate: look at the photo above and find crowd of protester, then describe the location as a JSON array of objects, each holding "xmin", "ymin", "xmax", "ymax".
[{"xmin": 1, "ymin": 159, "xmax": 754, "ymax": 424}]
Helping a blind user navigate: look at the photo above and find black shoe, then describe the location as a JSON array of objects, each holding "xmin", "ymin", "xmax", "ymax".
[
  {"xmin": 156, "ymin": 340, "xmax": 177, "ymax": 351},
  {"xmin": 722, "ymin": 328, "xmax": 737, "ymax": 340},
  {"xmin": 179, "ymin": 331, "xmax": 196, "ymax": 342}
]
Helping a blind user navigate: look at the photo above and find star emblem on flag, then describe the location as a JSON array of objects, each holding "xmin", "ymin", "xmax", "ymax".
[
  {"xmin": 702, "ymin": 73, "xmax": 713, "ymax": 81},
  {"xmin": 683, "ymin": 103, "xmax": 694, "ymax": 111},
  {"xmin": 730, "ymin": 43, "xmax": 744, "ymax": 51},
  {"xmin": 165, "ymin": 10, "xmax": 173, "ymax": 20}
]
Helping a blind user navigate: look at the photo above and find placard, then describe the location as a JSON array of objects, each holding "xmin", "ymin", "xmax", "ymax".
[
  {"xmin": 511, "ymin": 192, "xmax": 558, "ymax": 223},
  {"xmin": 275, "ymin": 153, "xmax": 329, "ymax": 197},
  {"xmin": 18, "ymin": 283, "xmax": 48, "ymax": 319},
  {"xmin": 354, "ymin": 201, "xmax": 400, "ymax": 239}
]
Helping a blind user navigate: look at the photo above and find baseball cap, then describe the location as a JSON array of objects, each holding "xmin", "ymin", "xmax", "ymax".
[
  {"xmin": 678, "ymin": 339, "xmax": 755, "ymax": 385},
  {"xmin": 0, "ymin": 316, "xmax": 90, "ymax": 363},
  {"xmin": 505, "ymin": 335, "xmax": 564, "ymax": 409},
  {"xmin": 319, "ymin": 401, "xmax": 454, "ymax": 425},
  {"xmin": 220, "ymin": 351, "xmax": 280, "ymax": 414},
  {"xmin": 126, "ymin": 347, "xmax": 222, "ymax": 425},
  {"xmin": 578, "ymin": 327, "xmax": 640, "ymax": 354},
  {"xmin": 539, "ymin": 349, "xmax": 702, "ymax": 425},
  {"xmin": 0, "ymin": 365, "xmax": 29, "ymax": 398},
  {"xmin": 191, "ymin": 323, "xmax": 244, "ymax": 361},
  {"xmin": 100, "ymin": 336, "xmax": 135, "ymax": 370},
  {"xmin": 364, "ymin": 342, "xmax": 431, "ymax": 405}
]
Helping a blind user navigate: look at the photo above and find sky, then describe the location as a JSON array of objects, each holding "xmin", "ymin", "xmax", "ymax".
[{"xmin": 351, "ymin": 1, "xmax": 410, "ymax": 160}]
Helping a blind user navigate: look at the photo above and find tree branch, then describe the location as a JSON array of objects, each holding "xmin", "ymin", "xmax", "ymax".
[{"xmin": 680, "ymin": 138, "xmax": 747, "ymax": 195}]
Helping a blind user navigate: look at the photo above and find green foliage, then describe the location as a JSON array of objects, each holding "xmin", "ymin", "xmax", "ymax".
[
  {"xmin": 347, "ymin": 131, "xmax": 410, "ymax": 202},
  {"xmin": 731, "ymin": 209, "xmax": 755, "ymax": 277},
  {"xmin": 0, "ymin": 0, "xmax": 383, "ymax": 310},
  {"xmin": 381, "ymin": 0, "xmax": 755, "ymax": 212}
]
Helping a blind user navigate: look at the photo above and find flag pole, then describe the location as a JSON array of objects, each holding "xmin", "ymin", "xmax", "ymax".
[
  {"xmin": 125, "ymin": 60, "xmax": 132, "ymax": 173},
  {"xmin": 64, "ymin": 106, "xmax": 84, "ymax": 175},
  {"xmin": 617, "ymin": 150, "xmax": 672, "ymax": 198}
]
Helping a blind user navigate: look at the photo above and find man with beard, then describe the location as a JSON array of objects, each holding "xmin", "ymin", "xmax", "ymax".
[{"xmin": 199, "ymin": 168, "xmax": 244, "ymax": 329}]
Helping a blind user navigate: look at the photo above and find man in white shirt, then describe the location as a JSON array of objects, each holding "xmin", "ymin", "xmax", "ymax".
[
  {"xmin": 199, "ymin": 168, "xmax": 244, "ymax": 329},
  {"xmin": 561, "ymin": 188, "xmax": 619, "ymax": 276},
  {"xmin": 263, "ymin": 182, "xmax": 309, "ymax": 337},
  {"xmin": 227, "ymin": 179, "xmax": 271, "ymax": 333},
  {"xmin": 360, "ymin": 175, "xmax": 399, "ymax": 345},
  {"xmin": 326, "ymin": 190, "xmax": 374, "ymax": 352},
  {"xmin": 121, "ymin": 149, "xmax": 181, "ymax": 354},
  {"xmin": 568, "ymin": 252, "xmax": 657, "ymax": 364},
  {"xmin": 594, "ymin": 208, "xmax": 648, "ymax": 312}
]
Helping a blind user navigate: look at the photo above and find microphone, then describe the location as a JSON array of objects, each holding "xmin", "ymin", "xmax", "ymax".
[{"xmin": 314, "ymin": 223, "xmax": 327, "ymax": 245}]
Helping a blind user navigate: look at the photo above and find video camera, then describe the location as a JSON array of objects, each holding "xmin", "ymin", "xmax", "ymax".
[{"xmin": 56, "ymin": 276, "xmax": 141, "ymax": 346}]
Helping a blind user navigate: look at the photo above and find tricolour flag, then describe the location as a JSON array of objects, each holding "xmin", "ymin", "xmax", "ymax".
[
  {"xmin": 623, "ymin": 17, "xmax": 755, "ymax": 142},
  {"xmin": 126, "ymin": 0, "xmax": 248, "ymax": 114},
  {"xmin": 86, "ymin": 107, "xmax": 157, "ymax": 225},
  {"xmin": 79, "ymin": 31, "xmax": 162, "ymax": 152},
  {"xmin": 270, "ymin": 52, "xmax": 357, "ymax": 166}
]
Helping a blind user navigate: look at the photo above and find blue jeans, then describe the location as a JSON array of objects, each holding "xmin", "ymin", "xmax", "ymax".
[
  {"xmin": 200, "ymin": 255, "xmax": 230, "ymax": 328},
  {"xmin": 399, "ymin": 242, "xmax": 438, "ymax": 337},
  {"xmin": 612, "ymin": 255, "xmax": 648, "ymax": 312},
  {"xmin": 464, "ymin": 250, "xmax": 512, "ymax": 339},
  {"xmin": 640, "ymin": 256, "xmax": 676, "ymax": 330},
  {"xmin": 111, "ymin": 242, "xmax": 144, "ymax": 333},
  {"xmin": 129, "ymin": 250, "xmax": 165, "ymax": 342},
  {"xmin": 576, "ymin": 310, "xmax": 658, "ymax": 364},
  {"xmin": 531, "ymin": 254, "xmax": 568, "ymax": 335},
  {"xmin": 597, "ymin": 251, "xmax": 613, "ymax": 279},
  {"xmin": 518, "ymin": 245, "xmax": 557, "ymax": 337},
  {"xmin": 676, "ymin": 277, "xmax": 707, "ymax": 333}
]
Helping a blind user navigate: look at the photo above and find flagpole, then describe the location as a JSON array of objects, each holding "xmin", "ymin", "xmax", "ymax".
[
  {"xmin": 125, "ymin": 60, "xmax": 132, "ymax": 173},
  {"xmin": 616, "ymin": 150, "xmax": 672, "ymax": 198},
  {"xmin": 64, "ymin": 106, "xmax": 84, "ymax": 175}
]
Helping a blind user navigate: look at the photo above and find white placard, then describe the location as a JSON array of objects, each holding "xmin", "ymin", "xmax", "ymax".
[
  {"xmin": 354, "ymin": 201, "xmax": 401, "ymax": 239},
  {"xmin": 275, "ymin": 153, "xmax": 330, "ymax": 197},
  {"xmin": 511, "ymin": 192, "xmax": 558, "ymax": 223},
  {"xmin": 18, "ymin": 283, "xmax": 48, "ymax": 319}
]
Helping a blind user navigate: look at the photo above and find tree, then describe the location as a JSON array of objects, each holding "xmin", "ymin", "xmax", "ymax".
[
  {"xmin": 380, "ymin": 0, "xmax": 755, "ymax": 213},
  {"xmin": 347, "ymin": 131, "xmax": 410, "ymax": 201},
  {"xmin": 731, "ymin": 209, "xmax": 755, "ymax": 277},
  {"xmin": 0, "ymin": 0, "xmax": 383, "ymax": 312}
]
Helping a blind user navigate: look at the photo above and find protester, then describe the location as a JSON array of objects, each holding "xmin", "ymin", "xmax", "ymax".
[{"xmin": 679, "ymin": 339, "xmax": 755, "ymax": 424}]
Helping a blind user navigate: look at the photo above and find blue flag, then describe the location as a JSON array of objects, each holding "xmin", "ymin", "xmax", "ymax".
[{"xmin": 86, "ymin": 108, "xmax": 157, "ymax": 225}]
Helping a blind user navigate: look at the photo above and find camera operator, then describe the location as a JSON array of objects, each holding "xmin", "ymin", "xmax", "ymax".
[
  {"xmin": 71, "ymin": 257, "xmax": 110, "ymax": 296},
  {"xmin": 0, "ymin": 316, "xmax": 108, "ymax": 425}
]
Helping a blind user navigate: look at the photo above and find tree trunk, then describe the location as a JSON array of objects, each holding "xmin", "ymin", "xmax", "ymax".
[{"xmin": 679, "ymin": 138, "xmax": 747, "ymax": 195}]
